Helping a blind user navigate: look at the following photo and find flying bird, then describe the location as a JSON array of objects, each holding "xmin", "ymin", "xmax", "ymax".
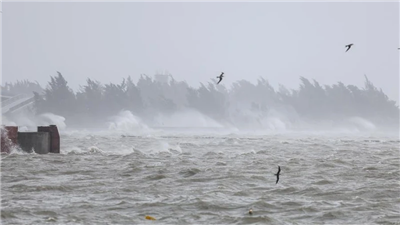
[
  {"xmin": 274, "ymin": 166, "xmax": 281, "ymax": 184},
  {"xmin": 216, "ymin": 72, "xmax": 224, "ymax": 84},
  {"xmin": 345, "ymin": 43, "xmax": 354, "ymax": 52}
]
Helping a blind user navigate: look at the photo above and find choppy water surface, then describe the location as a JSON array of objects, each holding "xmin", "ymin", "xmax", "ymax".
[{"xmin": 1, "ymin": 129, "xmax": 399, "ymax": 224}]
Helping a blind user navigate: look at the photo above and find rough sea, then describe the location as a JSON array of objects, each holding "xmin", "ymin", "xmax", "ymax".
[{"xmin": 1, "ymin": 124, "xmax": 399, "ymax": 225}]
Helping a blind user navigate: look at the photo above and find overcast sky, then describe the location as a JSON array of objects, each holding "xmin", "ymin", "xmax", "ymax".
[{"xmin": 2, "ymin": 1, "xmax": 399, "ymax": 102}]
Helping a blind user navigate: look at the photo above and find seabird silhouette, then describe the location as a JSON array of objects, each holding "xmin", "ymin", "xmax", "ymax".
[
  {"xmin": 345, "ymin": 43, "xmax": 354, "ymax": 52},
  {"xmin": 216, "ymin": 72, "xmax": 224, "ymax": 84},
  {"xmin": 248, "ymin": 208, "xmax": 253, "ymax": 215},
  {"xmin": 274, "ymin": 166, "xmax": 281, "ymax": 184}
]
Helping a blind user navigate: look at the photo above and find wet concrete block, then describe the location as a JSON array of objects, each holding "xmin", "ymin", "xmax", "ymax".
[
  {"xmin": 1, "ymin": 126, "xmax": 18, "ymax": 153},
  {"xmin": 17, "ymin": 132, "xmax": 50, "ymax": 154},
  {"xmin": 3, "ymin": 126, "xmax": 18, "ymax": 144},
  {"xmin": 38, "ymin": 125, "xmax": 60, "ymax": 153}
]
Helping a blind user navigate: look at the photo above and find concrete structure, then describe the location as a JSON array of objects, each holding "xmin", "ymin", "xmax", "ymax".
[
  {"xmin": 1, "ymin": 126, "xmax": 18, "ymax": 153},
  {"xmin": 18, "ymin": 132, "xmax": 50, "ymax": 154},
  {"xmin": 5, "ymin": 126, "xmax": 18, "ymax": 145},
  {"xmin": 1, "ymin": 125, "xmax": 60, "ymax": 154},
  {"xmin": 38, "ymin": 125, "xmax": 60, "ymax": 154}
]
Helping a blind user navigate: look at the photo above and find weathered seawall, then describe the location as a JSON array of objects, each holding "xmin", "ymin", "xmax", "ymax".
[{"xmin": 1, "ymin": 125, "xmax": 60, "ymax": 154}]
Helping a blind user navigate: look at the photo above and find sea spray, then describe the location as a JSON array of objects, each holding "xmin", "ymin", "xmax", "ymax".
[
  {"xmin": 152, "ymin": 108, "xmax": 224, "ymax": 128},
  {"xmin": 348, "ymin": 117, "xmax": 377, "ymax": 131},
  {"xmin": 2, "ymin": 112, "xmax": 67, "ymax": 130},
  {"xmin": 107, "ymin": 110, "xmax": 153, "ymax": 135},
  {"xmin": 228, "ymin": 107, "xmax": 291, "ymax": 131},
  {"xmin": 37, "ymin": 113, "xmax": 67, "ymax": 130}
]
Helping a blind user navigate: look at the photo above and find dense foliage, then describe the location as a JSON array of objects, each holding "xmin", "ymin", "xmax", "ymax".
[
  {"xmin": 2, "ymin": 80, "xmax": 43, "ymax": 96},
  {"xmin": 2, "ymin": 72, "xmax": 398, "ymax": 129}
]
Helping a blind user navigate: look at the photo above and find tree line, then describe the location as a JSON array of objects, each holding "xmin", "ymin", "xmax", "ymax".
[{"xmin": 2, "ymin": 71, "xmax": 399, "ymax": 128}]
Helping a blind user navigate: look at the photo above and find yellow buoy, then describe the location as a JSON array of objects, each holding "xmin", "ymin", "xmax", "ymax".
[{"xmin": 145, "ymin": 215, "xmax": 156, "ymax": 220}]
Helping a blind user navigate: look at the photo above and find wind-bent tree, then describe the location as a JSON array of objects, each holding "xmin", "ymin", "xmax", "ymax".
[
  {"xmin": 40, "ymin": 72, "xmax": 76, "ymax": 119},
  {"xmin": 1, "ymin": 80, "xmax": 43, "ymax": 96},
  {"xmin": 19, "ymin": 71, "xmax": 398, "ymax": 129},
  {"xmin": 125, "ymin": 76, "xmax": 144, "ymax": 114}
]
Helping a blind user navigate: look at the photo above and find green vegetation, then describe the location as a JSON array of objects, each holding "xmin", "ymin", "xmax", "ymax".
[{"xmin": 2, "ymin": 72, "xmax": 398, "ymax": 128}]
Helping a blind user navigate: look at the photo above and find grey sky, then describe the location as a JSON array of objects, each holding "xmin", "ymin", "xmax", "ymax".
[{"xmin": 2, "ymin": 2, "xmax": 399, "ymax": 103}]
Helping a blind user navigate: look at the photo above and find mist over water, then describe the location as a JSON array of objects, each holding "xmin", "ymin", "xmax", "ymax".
[
  {"xmin": 2, "ymin": 120, "xmax": 399, "ymax": 224},
  {"xmin": 107, "ymin": 110, "xmax": 153, "ymax": 135},
  {"xmin": 3, "ymin": 108, "xmax": 398, "ymax": 138},
  {"xmin": 152, "ymin": 108, "xmax": 224, "ymax": 128}
]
